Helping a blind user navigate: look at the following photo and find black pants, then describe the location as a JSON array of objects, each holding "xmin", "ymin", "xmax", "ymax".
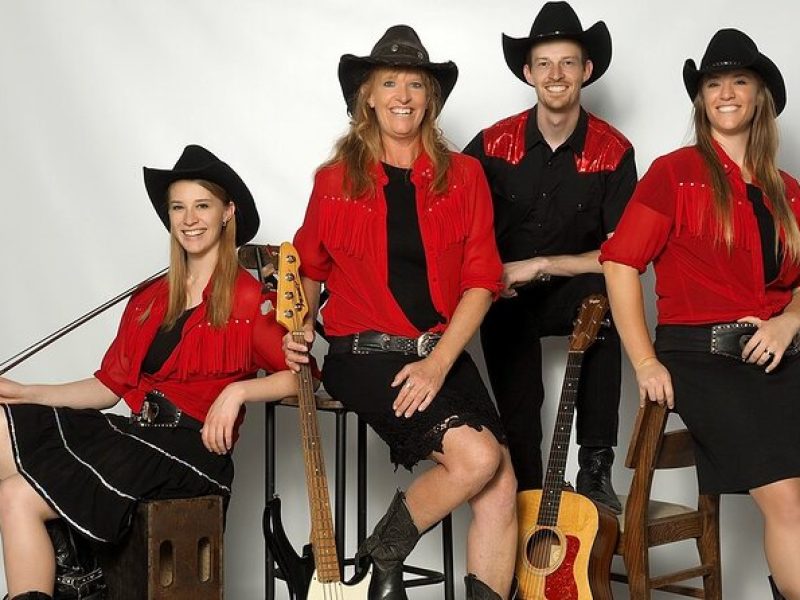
[{"xmin": 480, "ymin": 273, "xmax": 621, "ymax": 490}]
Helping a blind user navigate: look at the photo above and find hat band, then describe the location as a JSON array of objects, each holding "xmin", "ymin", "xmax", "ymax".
[{"xmin": 705, "ymin": 59, "xmax": 745, "ymax": 69}]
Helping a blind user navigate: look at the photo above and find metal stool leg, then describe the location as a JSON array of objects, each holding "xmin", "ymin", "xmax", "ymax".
[
  {"xmin": 357, "ymin": 416, "xmax": 368, "ymax": 545},
  {"xmin": 442, "ymin": 513, "xmax": 455, "ymax": 600},
  {"xmin": 264, "ymin": 403, "xmax": 276, "ymax": 600}
]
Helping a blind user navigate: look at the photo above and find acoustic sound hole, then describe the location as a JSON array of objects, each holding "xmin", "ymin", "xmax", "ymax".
[{"xmin": 525, "ymin": 528, "xmax": 563, "ymax": 570}]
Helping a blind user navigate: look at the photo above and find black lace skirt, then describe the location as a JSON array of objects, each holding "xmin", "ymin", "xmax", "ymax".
[
  {"xmin": 2, "ymin": 403, "xmax": 233, "ymax": 544},
  {"xmin": 322, "ymin": 351, "xmax": 506, "ymax": 470}
]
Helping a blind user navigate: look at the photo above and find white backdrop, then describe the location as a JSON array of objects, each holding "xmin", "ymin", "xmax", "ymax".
[{"xmin": 1, "ymin": 1, "xmax": 797, "ymax": 598}]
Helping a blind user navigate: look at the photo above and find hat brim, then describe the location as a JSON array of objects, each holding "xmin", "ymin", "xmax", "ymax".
[
  {"xmin": 143, "ymin": 161, "xmax": 260, "ymax": 246},
  {"xmin": 502, "ymin": 20, "xmax": 611, "ymax": 87},
  {"xmin": 682, "ymin": 55, "xmax": 786, "ymax": 115},
  {"xmin": 338, "ymin": 54, "xmax": 458, "ymax": 115}
]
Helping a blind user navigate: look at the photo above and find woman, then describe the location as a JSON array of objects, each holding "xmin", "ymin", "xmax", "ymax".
[
  {"xmin": 601, "ymin": 29, "xmax": 800, "ymax": 600},
  {"xmin": 0, "ymin": 145, "xmax": 296, "ymax": 600},
  {"xmin": 285, "ymin": 25, "xmax": 517, "ymax": 600}
]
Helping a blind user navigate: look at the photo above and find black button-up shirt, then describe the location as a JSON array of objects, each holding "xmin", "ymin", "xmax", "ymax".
[{"xmin": 464, "ymin": 107, "xmax": 637, "ymax": 263}]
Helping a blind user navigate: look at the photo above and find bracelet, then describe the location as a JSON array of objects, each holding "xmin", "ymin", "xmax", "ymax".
[{"xmin": 635, "ymin": 355, "xmax": 657, "ymax": 369}]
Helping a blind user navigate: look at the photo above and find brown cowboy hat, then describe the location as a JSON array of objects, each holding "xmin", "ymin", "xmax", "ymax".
[
  {"xmin": 338, "ymin": 24, "xmax": 458, "ymax": 114},
  {"xmin": 502, "ymin": 1, "xmax": 611, "ymax": 87},
  {"xmin": 683, "ymin": 28, "xmax": 786, "ymax": 115},
  {"xmin": 143, "ymin": 145, "xmax": 260, "ymax": 246}
]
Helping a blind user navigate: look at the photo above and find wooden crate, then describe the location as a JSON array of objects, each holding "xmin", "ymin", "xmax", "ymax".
[{"xmin": 99, "ymin": 496, "xmax": 223, "ymax": 600}]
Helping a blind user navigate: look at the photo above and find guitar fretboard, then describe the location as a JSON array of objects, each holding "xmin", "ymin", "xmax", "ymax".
[
  {"xmin": 537, "ymin": 350, "xmax": 584, "ymax": 528},
  {"xmin": 294, "ymin": 331, "xmax": 341, "ymax": 583}
]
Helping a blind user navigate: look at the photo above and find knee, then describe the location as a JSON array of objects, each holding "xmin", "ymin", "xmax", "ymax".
[
  {"xmin": 755, "ymin": 480, "xmax": 800, "ymax": 528},
  {"xmin": 0, "ymin": 477, "xmax": 46, "ymax": 527},
  {"xmin": 471, "ymin": 452, "xmax": 518, "ymax": 521},
  {"xmin": 446, "ymin": 432, "xmax": 504, "ymax": 494}
]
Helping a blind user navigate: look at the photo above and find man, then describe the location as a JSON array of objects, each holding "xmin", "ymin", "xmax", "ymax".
[{"xmin": 464, "ymin": 1, "xmax": 636, "ymax": 512}]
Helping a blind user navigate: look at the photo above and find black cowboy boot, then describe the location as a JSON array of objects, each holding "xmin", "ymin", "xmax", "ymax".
[
  {"xmin": 465, "ymin": 574, "xmax": 503, "ymax": 599},
  {"xmin": 576, "ymin": 446, "xmax": 622, "ymax": 514},
  {"xmin": 769, "ymin": 575, "xmax": 786, "ymax": 599},
  {"xmin": 356, "ymin": 490, "xmax": 420, "ymax": 600},
  {"xmin": 45, "ymin": 519, "xmax": 106, "ymax": 599}
]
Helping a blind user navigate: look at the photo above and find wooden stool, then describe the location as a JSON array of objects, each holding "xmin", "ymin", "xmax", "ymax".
[
  {"xmin": 99, "ymin": 495, "xmax": 224, "ymax": 600},
  {"xmin": 264, "ymin": 395, "xmax": 454, "ymax": 600}
]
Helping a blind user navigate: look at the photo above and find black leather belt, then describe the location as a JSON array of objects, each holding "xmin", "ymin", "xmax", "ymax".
[
  {"xmin": 130, "ymin": 390, "xmax": 203, "ymax": 431},
  {"xmin": 655, "ymin": 323, "xmax": 800, "ymax": 361},
  {"xmin": 328, "ymin": 331, "xmax": 442, "ymax": 357}
]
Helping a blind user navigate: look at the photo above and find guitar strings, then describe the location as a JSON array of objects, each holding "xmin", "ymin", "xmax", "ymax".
[{"xmin": 523, "ymin": 351, "xmax": 583, "ymax": 599}]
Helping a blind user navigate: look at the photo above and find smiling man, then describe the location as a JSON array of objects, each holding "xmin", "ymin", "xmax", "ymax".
[{"xmin": 464, "ymin": 1, "xmax": 637, "ymax": 512}]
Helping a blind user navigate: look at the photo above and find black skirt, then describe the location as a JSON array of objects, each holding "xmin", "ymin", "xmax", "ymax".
[
  {"xmin": 3, "ymin": 403, "xmax": 232, "ymax": 544},
  {"xmin": 656, "ymin": 345, "xmax": 800, "ymax": 494},
  {"xmin": 322, "ymin": 351, "xmax": 506, "ymax": 470}
]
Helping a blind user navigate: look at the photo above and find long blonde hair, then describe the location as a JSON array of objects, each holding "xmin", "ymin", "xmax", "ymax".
[
  {"xmin": 147, "ymin": 179, "xmax": 239, "ymax": 330},
  {"xmin": 693, "ymin": 76, "xmax": 800, "ymax": 262},
  {"xmin": 323, "ymin": 67, "xmax": 451, "ymax": 197}
]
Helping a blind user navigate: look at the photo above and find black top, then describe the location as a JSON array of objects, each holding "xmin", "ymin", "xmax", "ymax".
[
  {"xmin": 464, "ymin": 107, "xmax": 637, "ymax": 262},
  {"xmin": 383, "ymin": 163, "xmax": 444, "ymax": 331},
  {"xmin": 141, "ymin": 307, "xmax": 196, "ymax": 374},
  {"xmin": 746, "ymin": 184, "xmax": 781, "ymax": 284}
]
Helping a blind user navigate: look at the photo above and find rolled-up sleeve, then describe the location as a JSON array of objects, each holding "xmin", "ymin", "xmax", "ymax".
[
  {"xmin": 294, "ymin": 173, "xmax": 332, "ymax": 282},
  {"xmin": 460, "ymin": 158, "xmax": 503, "ymax": 297},
  {"xmin": 600, "ymin": 156, "xmax": 675, "ymax": 273}
]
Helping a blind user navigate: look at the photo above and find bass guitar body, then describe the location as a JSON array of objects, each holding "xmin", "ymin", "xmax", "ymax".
[
  {"xmin": 307, "ymin": 565, "xmax": 373, "ymax": 599},
  {"xmin": 263, "ymin": 496, "xmax": 314, "ymax": 600},
  {"xmin": 516, "ymin": 489, "xmax": 616, "ymax": 600}
]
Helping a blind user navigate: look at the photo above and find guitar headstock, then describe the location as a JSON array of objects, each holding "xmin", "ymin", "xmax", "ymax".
[
  {"xmin": 568, "ymin": 294, "xmax": 609, "ymax": 352},
  {"xmin": 275, "ymin": 242, "xmax": 308, "ymax": 333}
]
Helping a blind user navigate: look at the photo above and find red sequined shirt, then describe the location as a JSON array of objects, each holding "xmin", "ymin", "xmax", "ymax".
[
  {"xmin": 600, "ymin": 143, "xmax": 800, "ymax": 324},
  {"xmin": 293, "ymin": 151, "xmax": 503, "ymax": 337}
]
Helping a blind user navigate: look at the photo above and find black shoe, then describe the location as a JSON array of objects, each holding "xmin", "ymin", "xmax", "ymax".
[
  {"xmin": 576, "ymin": 446, "xmax": 622, "ymax": 514},
  {"xmin": 465, "ymin": 574, "xmax": 503, "ymax": 600},
  {"xmin": 356, "ymin": 490, "xmax": 421, "ymax": 600},
  {"xmin": 769, "ymin": 575, "xmax": 786, "ymax": 599}
]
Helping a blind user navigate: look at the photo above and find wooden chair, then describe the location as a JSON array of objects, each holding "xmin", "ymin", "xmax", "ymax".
[{"xmin": 610, "ymin": 402, "xmax": 721, "ymax": 599}]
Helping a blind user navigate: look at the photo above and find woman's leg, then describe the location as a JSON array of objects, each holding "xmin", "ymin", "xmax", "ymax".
[
  {"xmin": 750, "ymin": 478, "xmax": 800, "ymax": 600},
  {"xmin": 405, "ymin": 427, "xmax": 517, "ymax": 598},
  {"xmin": 0, "ymin": 475, "xmax": 58, "ymax": 596},
  {"xmin": 0, "ymin": 409, "xmax": 58, "ymax": 596}
]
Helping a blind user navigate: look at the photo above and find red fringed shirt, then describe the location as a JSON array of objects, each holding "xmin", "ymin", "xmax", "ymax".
[
  {"xmin": 94, "ymin": 268, "xmax": 287, "ymax": 433},
  {"xmin": 599, "ymin": 143, "xmax": 800, "ymax": 324},
  {"xmin": 293, "ymin": 152, "xmax": 503, "ymax": 337}
]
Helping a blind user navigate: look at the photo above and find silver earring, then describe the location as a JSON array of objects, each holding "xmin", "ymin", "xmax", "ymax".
[{"xmin": 222, "ymin": 220, "xmax": 228, "ymax": 229}]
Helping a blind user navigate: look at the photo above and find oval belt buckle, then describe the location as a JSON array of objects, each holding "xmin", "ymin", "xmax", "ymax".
[
  {"xmin": 417, "ymin": 332, "xmax": 434, "ymax": 357},
  {"xmin": 142, "ymin": 400, "xmax": 160, "ymax": 423}
]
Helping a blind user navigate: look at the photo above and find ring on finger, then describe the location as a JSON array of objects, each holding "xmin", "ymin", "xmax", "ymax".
[{"xmin": 405, "ymin": 381, "xmax": 414, "ymax": 389}]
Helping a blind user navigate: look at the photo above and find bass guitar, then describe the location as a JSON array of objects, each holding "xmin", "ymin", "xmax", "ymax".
[
  {"xmin": 516, "ymin": 294, "xmax": 618, "ymax": 600},
  {"xmin": 272, "ymin": 241, "xmax": 371, "ymax": 599}
]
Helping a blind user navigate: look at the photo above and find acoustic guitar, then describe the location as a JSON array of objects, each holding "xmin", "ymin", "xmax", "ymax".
[
  {"xmin": 516, "ymin": 294, "xmax": 618, "ymax": 600},
  {"xmin": 273, "ymin": 241, "xmax": 372, "ymax": 599}
]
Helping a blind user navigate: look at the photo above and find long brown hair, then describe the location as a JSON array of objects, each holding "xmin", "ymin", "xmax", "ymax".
[
  {"xmin": 323, "ymin": 67, "xmax": 451, "ymax": 197},
  {"xmin": 145, "ymin": 179, "xmax": 239, "ymax": 330},
  {"xmin": 693, "ymin": 76, "xmax": 800, "ymax": 262}
]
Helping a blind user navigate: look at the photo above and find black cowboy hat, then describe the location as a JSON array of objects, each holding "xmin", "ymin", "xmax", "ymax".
[
  {"xmin": 683, "ymin": 28, "xmax": 786, "ymax": 115},
  {"xmin": 143, "ymin": 145, "xmax": 260, "ymax": 246},
  {"xmin": 338, "ymin": 24, "xmax": 458, "ymax": 114},
  {"xmin": 502, "ymin": 1, "xmax": 611, "ymax": 87}
]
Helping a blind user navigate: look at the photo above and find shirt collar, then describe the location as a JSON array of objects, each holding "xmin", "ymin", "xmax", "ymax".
[{"xmin": 526, "ymin": 105, "xmax": 588, "ymax": 154}]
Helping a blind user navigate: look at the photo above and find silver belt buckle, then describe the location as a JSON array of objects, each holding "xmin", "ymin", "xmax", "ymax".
[
  {"xmin": 140, "ymin": 399, "xmax": 160, "ymax": 423},
  {"xmin": 416, "ymin": 332, "xmax": 438, "ymax": 357}
]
